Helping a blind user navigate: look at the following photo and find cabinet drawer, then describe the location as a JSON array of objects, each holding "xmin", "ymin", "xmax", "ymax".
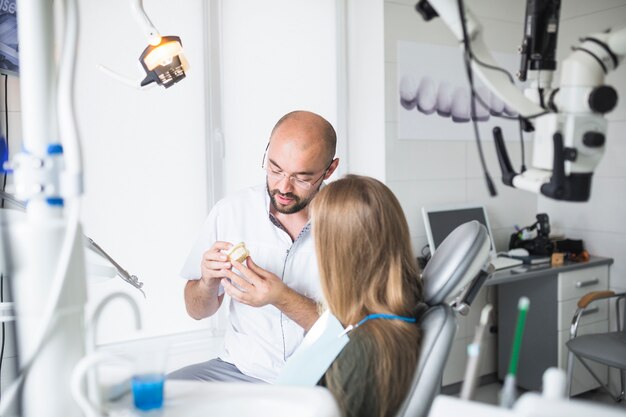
[
  {"xmin": 557, "ymin": 266, "xmax": 608, "ymax": 301},
  {"xmin": 558, "ymin": 298, "xmax": 608, "ymax": 331}
]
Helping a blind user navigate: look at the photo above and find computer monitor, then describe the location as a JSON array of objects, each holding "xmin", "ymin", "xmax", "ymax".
[{"xmin": 422, "ymin": 203, "xmax": 496, "ymax": 255}]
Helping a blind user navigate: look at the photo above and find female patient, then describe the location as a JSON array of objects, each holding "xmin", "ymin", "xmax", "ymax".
[{"xmin": 310, "ymin": 175, "xmax": 424, "ymax": 417}]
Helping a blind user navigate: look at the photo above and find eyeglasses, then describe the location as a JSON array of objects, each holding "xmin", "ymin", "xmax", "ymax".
[{"xmin": 261, "ymin": 143, "xmax": 333, "ymax": 191}]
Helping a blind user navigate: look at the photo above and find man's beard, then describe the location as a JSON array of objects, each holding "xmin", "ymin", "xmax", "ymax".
[{"xmin": 266, "ymin": 182, "xmax": 315, "ymax": 214}]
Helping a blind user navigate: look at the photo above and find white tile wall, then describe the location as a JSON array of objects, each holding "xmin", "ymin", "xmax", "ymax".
[
  {"xmin": 387, "ymin": 178, "xmax": 468, "ymax": 238},
  {"xmin": 559, "ymin": 0, "xmax": 626, "ymax": 21},
  {"xmin": 595, "ymin": 122, "xmax": 626, "ymax": 178},
  {"xmin": 386, "ymin": 125, "xmax": 467, "ymax": 181}
]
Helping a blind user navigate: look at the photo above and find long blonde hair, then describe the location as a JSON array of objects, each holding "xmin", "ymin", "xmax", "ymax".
[{"xmin": 311, "ymin": 175, "xmax": 423, "ymax": 416}]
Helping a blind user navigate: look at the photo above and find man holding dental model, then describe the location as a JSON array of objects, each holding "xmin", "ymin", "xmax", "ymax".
[{"xmin": 170, "ymin": 110, "xmax": 339, "ymax": 383}]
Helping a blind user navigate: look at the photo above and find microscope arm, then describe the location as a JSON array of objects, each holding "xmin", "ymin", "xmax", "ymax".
[
  {"xmin": 417, "ymin": 0, "xmax": 626, "ymax": 201},
  {"xmin": 417, "ymin": 0, "xmax": 544, "ymax": 118}
]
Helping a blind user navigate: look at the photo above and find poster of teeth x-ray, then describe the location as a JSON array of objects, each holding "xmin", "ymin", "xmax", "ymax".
[{"xmin": 398, "ymin": 40, "xmax": 526, "ymax": 141}]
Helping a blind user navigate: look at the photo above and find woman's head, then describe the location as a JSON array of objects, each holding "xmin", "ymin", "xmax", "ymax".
[{"xmin": 310, "ymin": 175, "xmax": 423, "ymax": 325}]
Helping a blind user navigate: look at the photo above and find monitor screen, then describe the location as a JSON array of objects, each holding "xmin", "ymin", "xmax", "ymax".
[{"xmin": 422, "ymin": 205, "xmax": 494, "ymax": 253}]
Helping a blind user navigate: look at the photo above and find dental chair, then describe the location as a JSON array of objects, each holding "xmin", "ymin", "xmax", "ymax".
[{"xmin": 396, "ymin": 220, "xmax": 491, "ymax": 417}]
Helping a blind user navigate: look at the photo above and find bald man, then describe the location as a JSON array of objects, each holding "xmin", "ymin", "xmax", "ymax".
[{"xmin": 170, "ymin": 111, "xmax": 339, "ymax": 383}]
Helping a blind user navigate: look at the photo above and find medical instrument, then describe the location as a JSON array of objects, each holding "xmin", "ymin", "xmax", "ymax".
[
  {"xmin": 500, "ymin": 296, "xmax": 530, "ymax": 408},
  {"xmin": 416, "ymin": 0, "xmax": 626, "ymax": 201},
  {"xmin": 86, "ymin": 238, "xmax": 145, "ymax": 296},
  {"xmin": 460, "ymin": 304, "xmax": 493, "ymax": 400},
  {"xmin": 1, "ymin": 190, "xmax": 145, "ymax": 294}
]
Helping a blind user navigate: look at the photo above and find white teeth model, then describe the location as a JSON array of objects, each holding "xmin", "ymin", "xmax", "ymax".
[
  {"xmin": 226, "ymin": 242, "xmax": 250, "ymax": 263},
  {"xmin": 451, "ymin": 87, "xmax": 470, "ymax": 122},
  {"xmin": 399, "ymin": 75, "xmax": 520, "ymax": 123},
  {"xmin": 417, "ymin": 76, "xmax": 437, "ymax": 115},
  {"xmin": 436, "ymin": 81, "xmax": 453, "ymax": 117},
  {"xmin": 472, "ymin": 86, "xmax": 491, "ymax": 122},
  {"xmin": 399, "ymin": 75, "xmax": 418, "ymax": 110}
]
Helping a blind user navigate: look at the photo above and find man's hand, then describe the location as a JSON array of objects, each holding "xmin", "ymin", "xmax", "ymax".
[
  {"xmin": 200, "ymin": 241, "xmax": 233, "ymax": 289},
  {"xmin": 221, "ymin": 257, "xmax": 320, "ymax": 331},
  {"xmin": 184, "ymin": 240, "xmax": 232, "ymax": 320},
  {"xmin": 221, "ymin": 257, "xmax": 287, "ymax": 308}
]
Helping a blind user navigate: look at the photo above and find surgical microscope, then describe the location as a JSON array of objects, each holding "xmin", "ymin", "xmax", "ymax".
[{"xmin": 417, "ymin": 0, "xmax": 625, "ymax": 201}]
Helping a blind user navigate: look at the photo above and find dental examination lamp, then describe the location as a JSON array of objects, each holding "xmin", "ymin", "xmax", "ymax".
[
  {"xmin": 132, "ymin": 0, "xmax": 189, "ymax": 88},
  {"xmin": 416, "ymin": 0, "xmax": 625, "ymax": 201}
]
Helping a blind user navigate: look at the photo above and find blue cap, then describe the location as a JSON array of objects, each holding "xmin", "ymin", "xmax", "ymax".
[
  {"xmin": 46, "ymin": 197, "xmax": 64, "ymax": 206},
  {"xmin": 0, "ymin": 136, "xmax": 7, "ymax": 173},
  {"xmin": 47, "ymin": 144, "xmax": 64, "ymax": 155}
]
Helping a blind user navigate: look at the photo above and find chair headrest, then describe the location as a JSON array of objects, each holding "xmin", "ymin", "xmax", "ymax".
[{"xmin": 421, "ymin": 221, "xmax": 490, "ymax": 306}]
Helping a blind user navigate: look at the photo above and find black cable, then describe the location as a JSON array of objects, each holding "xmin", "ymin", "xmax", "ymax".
[
  {"xmin": 470, "ymin": 55, "xmax": 520, "ymax": 121},
  {"xmin": 457, "ymin": 0, "xmax": 497, "ymax": 197},
  {"xmin": 518, "ymin": 118, "xmax": 527, "ymax": 173}
]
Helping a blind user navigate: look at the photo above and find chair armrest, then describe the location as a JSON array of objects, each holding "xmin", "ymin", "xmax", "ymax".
[
  {"xmin": 569, "ymin": 291, "xmax": 617, "ymax": 339},
  {"xmin": 577, "ymin": 290, "xmax": 616, "ymax": 308}
]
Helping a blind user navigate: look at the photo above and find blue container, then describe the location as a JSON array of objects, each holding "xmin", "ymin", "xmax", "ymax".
[{"xmin": 132, "ymin": 373, "xmax": 165, "ymax": 411}]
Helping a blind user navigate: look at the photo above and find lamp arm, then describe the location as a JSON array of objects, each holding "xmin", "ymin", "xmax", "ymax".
[{"xmin": 130, "ymin": 0, "xmax": 161, "ymax": 45}]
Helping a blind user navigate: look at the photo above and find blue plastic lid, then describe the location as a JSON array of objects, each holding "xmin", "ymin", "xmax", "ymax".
[
  {"xmin": 48, "ymin": 143, "xmax": 63, "ymax": 155},
  {"xmin": 46, "ymin": 197, "xmax": 64, "ymax": 206},
  {"xmin": 0, "ymin": 136, "xmax": 7, "ymax": 173},
  {"xmin": 47, "ymin": 143, "xmax": 64, "ymax": 155}
]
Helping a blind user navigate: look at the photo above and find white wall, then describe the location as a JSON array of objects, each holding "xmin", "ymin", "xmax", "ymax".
[
  {"xmin": 345, "ymin": 0, "xmax": 386, "ymax": 181},
  {"xmin": 75, "ymin": 0, "xmax": 211, "ymax": 343},
  {"xmin": 220, "ymin": 0, "xmax": 341, "ymax": 193}
]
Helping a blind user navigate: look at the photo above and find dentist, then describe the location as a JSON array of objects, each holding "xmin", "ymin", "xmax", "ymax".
[{"xmin": 169, "ymin": 110, "xmax": 339, "ymax": 383}]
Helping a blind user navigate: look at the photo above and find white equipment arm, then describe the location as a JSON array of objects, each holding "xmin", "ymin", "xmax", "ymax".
[{"xmin": 417, "ymin": 0, "xmax": 625, "ymax": 201}]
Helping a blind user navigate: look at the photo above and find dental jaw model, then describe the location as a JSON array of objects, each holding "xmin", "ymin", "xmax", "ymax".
[{"xmin": 226, "ymin": 242, "xmax": 250, "ymax": 263}]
